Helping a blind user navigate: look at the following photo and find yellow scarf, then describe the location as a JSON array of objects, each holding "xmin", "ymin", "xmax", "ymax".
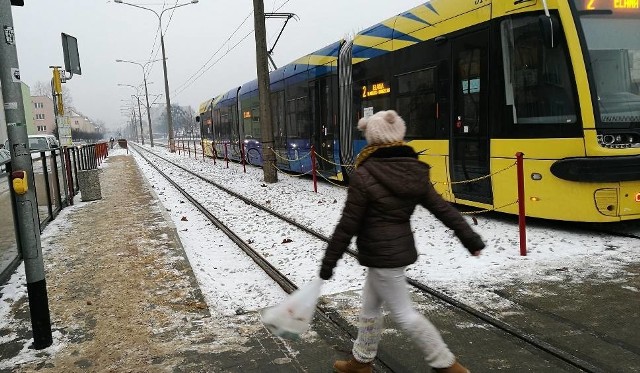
[{"xmin": 354, "ymin": 141, "xmax": 405, "ymax": 168}]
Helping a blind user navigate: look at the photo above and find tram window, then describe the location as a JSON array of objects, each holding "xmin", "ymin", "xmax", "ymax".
[
  {"xmin": 214, "ymin": 109, "xmax": 221, "ymax": 138},
  {"xmin": 231, "ymin": 105, "xmax": 239, "ymax": 141},
  {"xmin": 249, "ymin": 107, "xmax": 261, "ymax": 138},
  {"xmin": 500, "ymin": 15, "xmax": 578, "ymax": 126},
  {"xmin": 286, "ymin": 96, "xmax": 311, "ymax": 139},
  {"xmin": 397, "ymin": 94, "xmax": 437, "ymax": 139},
  {"xmin": 398, "ymin": 69, "xmax": 435, "ymax": 94},
  {"xmin": 396, "ymin": 68, "xmax": 438, "ymax": 139},
  {"xmin": 271, "ymin": 91, "xmax": 286, "ymax": 146}
]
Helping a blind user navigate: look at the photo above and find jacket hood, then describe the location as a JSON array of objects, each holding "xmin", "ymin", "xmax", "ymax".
[{"xmin": 359, "ymin": 146, "xmax": 431, "ymax": 198}]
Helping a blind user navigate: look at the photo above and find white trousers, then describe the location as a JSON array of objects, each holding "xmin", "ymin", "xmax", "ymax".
[{"xmin": 352, "ymin": 267, "xmax": 456, "ymax": 369}]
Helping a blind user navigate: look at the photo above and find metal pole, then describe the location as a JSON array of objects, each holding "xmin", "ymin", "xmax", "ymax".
[
  {"xmin": 0, "ymin": 0, "xmax": 53, "ymax": 349},
  {"xmin": 143, "ymin": 73, "xmax": 154, "ymax": 146},
  {"xmin": 131, "ymin": 109, "xmax": 138, "ymax": 143},
  {"xmin": 160, "ymin": 33, "xmax": 175, "ymax": 152},
  {"xmin": 135, "ymin": 95, "xmax": 144, "ymax": 145},
  {"xmin": 113, "ymin": 1, "xmax": 198, "ymax": 150},
  {"xmin": 253, "ymin": 0, "xmax": 277, "ymax": 183}
]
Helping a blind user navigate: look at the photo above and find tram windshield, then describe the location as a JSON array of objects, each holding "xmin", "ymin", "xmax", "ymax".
[{"xmin": 574, "ymin": 0, "xmax": 640, "ymax": 128}]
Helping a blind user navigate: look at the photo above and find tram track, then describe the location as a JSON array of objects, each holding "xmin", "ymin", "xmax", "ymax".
[
  {"xmin": 131, "ymin": 144, "xmax": 619, "ymax": 372},
  {"xmin": 130, "ymin": 144, "xmax": 394, "ymax": 373}
]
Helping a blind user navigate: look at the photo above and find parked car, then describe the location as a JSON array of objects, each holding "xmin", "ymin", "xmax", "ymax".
[
  {"xmin": 0, "ymin": 148, "xmax": 10, "ymax": 163},
  {"xmin": 28, "ymin": 135, "xmax": 59, "ymax": 152},
  {"xmin": 3, "ymin": 135, "xmax": 60, "ymax": 152},
  {"xmin": 0, "ymin": 148, "xmax": 10, "ymax": 173}
]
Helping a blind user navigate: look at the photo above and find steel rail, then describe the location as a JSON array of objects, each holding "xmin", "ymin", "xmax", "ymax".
[
  {"xmin": 133, "ymin": 144, "xmax": 608, "ymax": 373},
  {"xmin": 131, "ymin": 144, "xmax": 396, "ymax": 372}
]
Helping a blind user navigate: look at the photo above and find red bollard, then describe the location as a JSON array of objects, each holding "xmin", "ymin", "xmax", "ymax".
[
  {"xmin": 516, "ymin": 152, "xmax": 527, "ymax": 256},
  {"xmin": 311, "ymin": 145, "xmax": 318, "ymax": 193}
]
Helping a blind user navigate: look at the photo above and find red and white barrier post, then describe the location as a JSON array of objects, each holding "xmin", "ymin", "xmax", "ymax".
[
  {"xmin": 516, "ymin": 152, "xmax": 527, "ymax": 256},
  {"xmin": 311, "ymin": 145, "xmax": 318, "ymax": 193}
]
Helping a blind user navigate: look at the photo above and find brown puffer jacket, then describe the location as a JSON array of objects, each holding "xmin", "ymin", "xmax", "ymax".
[{"xmin": 320, "ymin": 146, "xmax": 485, "ymax": 279}]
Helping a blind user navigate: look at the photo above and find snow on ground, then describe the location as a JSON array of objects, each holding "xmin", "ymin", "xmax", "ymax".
[
  {"xmin": 130, "ymin": 145, "xmax": 639, "ymax": 310},
  {"xmin": 1, "ymin": 144, "xmax": 639, "ymax": 363}
]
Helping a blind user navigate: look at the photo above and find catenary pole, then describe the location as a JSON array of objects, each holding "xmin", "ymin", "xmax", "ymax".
[
  {"xmin": 143, "ymin": 73, "xmax": 154, "ymax": 146},
  {"xmin": 135, "ymin": 95, "xmax": 144, "ymax": 145},
  {"xmin": 159, "ymin": 33, "xmax": 175, "ymax": 152},
  {"xmin": 113, "ymin": 0, "xmax": 200, "ymax": 151},
  {"xmin": 0, "ymin": 0, "xmax": 53, "ymax": 349},
  {"xmin": 253, "ymin": 0, "xmax": 277, "ymax": 183},
  {"xmin": 116, "ymin": 60, "xmax": 156, "ymax": 147}
]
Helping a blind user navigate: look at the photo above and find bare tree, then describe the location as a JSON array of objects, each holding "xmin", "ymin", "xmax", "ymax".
[{"xmin": 30, "ymin": 80, "xmax": 73, "ymax": 108}]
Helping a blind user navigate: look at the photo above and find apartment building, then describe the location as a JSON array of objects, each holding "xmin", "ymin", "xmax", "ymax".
[
  {"xmin": 31, "ymin": 95, "xmax": 56, "ymax": 135},
  {"xmin": 68, "ymin": 109, "xmax": 96, "ymax": 133}
]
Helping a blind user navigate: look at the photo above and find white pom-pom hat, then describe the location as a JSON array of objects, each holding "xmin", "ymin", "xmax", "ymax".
[{"xmin": 357, "ymin": 110, "xmax": 406, "ymax": 145}]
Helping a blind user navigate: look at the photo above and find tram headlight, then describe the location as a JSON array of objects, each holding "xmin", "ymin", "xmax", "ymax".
[
  {"xmin": 531, "ymin": 173, "xmax": 542, "ymax": 180},
  {"xmin": 603, "ymin": 135, "xmax": 615, "ymax": 145},
  {"xmin": 599, "ymin": 133, "xmax": 639, "ymax": 148}
]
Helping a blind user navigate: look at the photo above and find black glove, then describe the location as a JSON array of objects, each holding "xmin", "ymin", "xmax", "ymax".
[
  {"xmin": 459, "ymin": 231, "xmax": 485, "ymax": 254},
  {"xmin": 319, "ymin": 265, "xmax": 333, "ymax": 281}
]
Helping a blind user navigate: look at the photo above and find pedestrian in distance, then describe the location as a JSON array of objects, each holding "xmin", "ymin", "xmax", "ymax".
[
  {"xmin": 109, "ymin": 137, "xmax": 115, "ymax": 150},
  {"xmin": 318, "ymin": 110, "xmax": 485, "ymax": 373}
]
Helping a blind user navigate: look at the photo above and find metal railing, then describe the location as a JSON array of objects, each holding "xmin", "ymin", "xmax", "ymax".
[{"xmin": 0, "ymin": 144, "xmax": 106, "ymax": 284}]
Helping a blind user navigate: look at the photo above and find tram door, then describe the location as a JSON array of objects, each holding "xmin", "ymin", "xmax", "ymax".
[
  {"xmin": 449, "ymin": 29, "xmax": 493, "ymax": 204},
  {"xmin": 310, "ymin": 77, "xmax": 334, "ymax": 171}
]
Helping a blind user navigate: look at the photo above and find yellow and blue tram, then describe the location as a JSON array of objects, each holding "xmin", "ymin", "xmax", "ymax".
[{"xmin": 198, "ymin": 0, "xmax": 640, "ymax": 222}]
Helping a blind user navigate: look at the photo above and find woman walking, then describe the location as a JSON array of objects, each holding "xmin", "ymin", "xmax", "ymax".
[{"xmin": 319, "ymin": 110, "xmax": 485, "ymax": 373}]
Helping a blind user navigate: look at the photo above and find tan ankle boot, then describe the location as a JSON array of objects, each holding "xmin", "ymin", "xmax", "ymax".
[
  {"xmin": 333, "ymin": 357, "xmax": 373, "ymax": 373},
  {"xmin": 433, "ymin": 361, "xmax": 470, "ymax": 373}
]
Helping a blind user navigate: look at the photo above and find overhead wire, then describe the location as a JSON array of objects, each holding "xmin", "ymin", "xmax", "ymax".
[
  {"xmin": 145, "ymin": 0, "xmax": 177, "ymax": 79},
  {"xmin": 173, "ymin": 29, "xmax": 255, "ymax": 98},
  {"xmin": 171, "ymin": 0, "xmax": 293, "ymax": 99},
  {"xmin": 170, "ymin": 10, "xmax": 254, "ymax": 97}
]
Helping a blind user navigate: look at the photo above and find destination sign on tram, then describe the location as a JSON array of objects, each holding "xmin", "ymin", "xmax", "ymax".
[
  {"xmin": 362, "ymin": 82, "xmax": 391, "ymax": 98},
  {"xmin": 576, "ymin": 0, "xmax": 640, "ymax": 16}
]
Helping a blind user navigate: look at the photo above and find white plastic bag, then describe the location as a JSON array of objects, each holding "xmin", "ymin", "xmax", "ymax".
[{"xmin": 261, "ymin": 278, "xmax": 323, "ymax": 339}]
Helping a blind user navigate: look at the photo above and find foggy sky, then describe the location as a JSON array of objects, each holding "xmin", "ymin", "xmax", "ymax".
[{"xmin": 11, "ymin": 0, "xmax": 425, "ymax": 130}]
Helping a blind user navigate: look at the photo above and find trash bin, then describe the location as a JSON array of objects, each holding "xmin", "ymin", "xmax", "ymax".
[{"xmin": 77, "ymin": 169, "xmax": 102, "ymax": 201}]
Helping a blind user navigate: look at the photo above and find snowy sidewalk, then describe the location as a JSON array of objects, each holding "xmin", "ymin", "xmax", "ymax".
[
  {"xmin": 0, "ymin": 152, "xmax": 341, "ymax": 372},
  {"xmin": 1, "ymin": 152, "xmax": 213, "ymax": 371}
]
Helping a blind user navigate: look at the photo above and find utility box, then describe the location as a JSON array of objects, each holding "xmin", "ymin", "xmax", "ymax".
[{"xmin": 77, "ymin": 169, "xmax": 101, "ymax": 201}]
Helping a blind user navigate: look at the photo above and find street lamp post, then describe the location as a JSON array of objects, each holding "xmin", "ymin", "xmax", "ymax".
[
  {"xmin": 118, "ymin": 83, "xmax": 144, "ymax": 145},
  {"xmin": 121, "ymin": 107, "xmax": 138, "ymax": 141},
  {"xmin": 114, "ymin": 0, "xmax": 199, "ymax": 152},
  {"xmin": 116, "ymin": 59, "xmax": 161, "ymax": 147}
]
